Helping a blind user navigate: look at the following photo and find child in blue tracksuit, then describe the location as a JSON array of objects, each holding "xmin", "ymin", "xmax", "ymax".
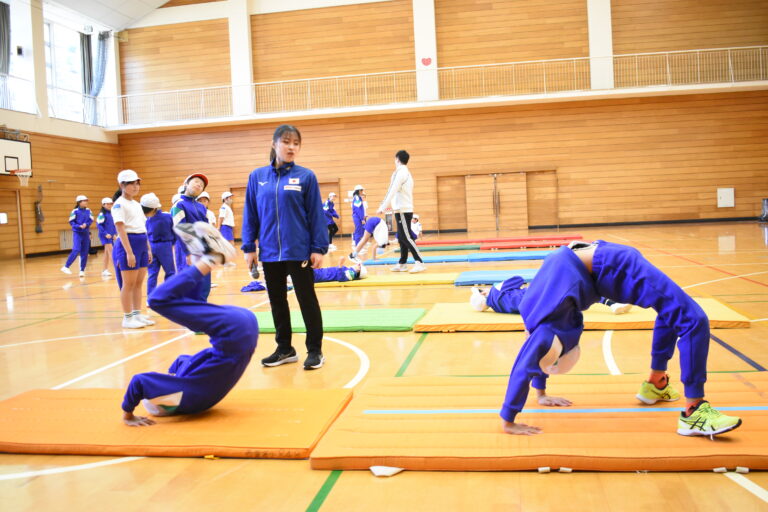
[
  {"xmin": 141, "ymin": 193, "xmax": 177, "ymax": 297},
  {"xmin": 351, "ymin": 185, "xmax": 366, "ymax": 246},
  {"xmin": 97, "ymin": 197, "xmax": 117, "ymax": 278},
  {"xmin": 61, "ymin": 195, "xmax": 93, "ymax": 277},
  {"xmin": 312, "ymin": 257, "xmax": 367, "ymax": 283},
  {"xmin": 171, "ymin": 174, "xmax": 211, "ymax": 301},
  {"xmin": 121, "ymin": 231, "xmax": 256, "ymax": 426},
  {"xmin": 242, "ymin": 124, "xmax": 328, "ymax": 371},
  {"xmin": 500, "ymin": 241, "xmax": 741, "ymax": 437},
  {"xmin": 323, "ymin": 192, "xmax": 340, "ymax": 248},
  {"xmin": 349, "ymin": 216, "xmax": 390, "ymax": 262}
]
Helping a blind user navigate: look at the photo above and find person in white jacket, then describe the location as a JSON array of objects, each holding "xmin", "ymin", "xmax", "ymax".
[{"xmin": 377, "ymin": 150, "xmax": 425, "ymax": 273}]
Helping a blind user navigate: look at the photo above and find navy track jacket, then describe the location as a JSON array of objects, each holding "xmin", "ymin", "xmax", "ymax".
[{"xmin": 241, "ymin": 161, "xmax": 328, "ymax": 262}]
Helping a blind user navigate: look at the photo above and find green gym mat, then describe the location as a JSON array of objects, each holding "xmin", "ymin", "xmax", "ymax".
[{"xmin": 254, "ymin": 308, "xmax": 427, "ymax": 332}]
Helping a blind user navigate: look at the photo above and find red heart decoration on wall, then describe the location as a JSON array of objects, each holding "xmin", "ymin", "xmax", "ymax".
[{"xmin": 421, "ymin": 57, "xmax": 432, "ymax": 66}]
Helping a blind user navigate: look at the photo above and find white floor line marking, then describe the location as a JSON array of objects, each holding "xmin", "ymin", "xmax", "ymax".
[
  {"xmin": 324, "ymin": 335, "xmax": 370, "ymax": 389},
  {"xmin": 751, "ymin": 318, "xmax": 768, "ymax": 323},
  {"xmin": 682, "ymin": 271, "xmax": 768, "ymax": 290},
  {"xmin": 724, "ymin": 472, "xmax": 768, "ymax": 503},
  {"xmin": 0, "ymin": 457, "xmax": 144, "ymax": 481},
  {"xmin": 51, "ymin": 332, "xmax": 193, "ymax": 390},
  {"xmin": 0, "ymin": 329, "xmax": 188, "ymax": 349},
  {"xmin": 605, "ymin": 234, "xmax": 630, "ymax": 242},
  {"xmin": 602, "ymin": 330, "xmax": 621, "ymax": 375}
]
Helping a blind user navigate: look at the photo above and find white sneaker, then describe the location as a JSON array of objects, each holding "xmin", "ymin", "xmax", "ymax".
[
  {"xmin": 102, "ymin": 269, "xmax": 112, "ymax": 277},
  {"xmin": 409, "ymin": 262, "xmax": 427, "ymax": 273},
  {"xmin": 610, "ymin": 302, "xmax": 633, "ymax": 315},
  {"xmin": 60, "ymin": 266, "xmax": 72, "ymax": 275},
  {"xmin": 136, "ymin": 314, "xmax": 155, "ymax": 326},
  {"xmin": 79, "ymin": 271, "xmax": 85, "ymax": 278},
  {"xmin": 390, "ymin": 264, "xmax": 408, "ymax": 272},
  {"xmin": 122, "ymin": 316, "xmax": 145, "ymax": 329},
  {"xmin": 193, "ymin": 222, "xmax": 236, "ymax": 264},
  {"xmin": 328, "ymin": 243, "xmax": 337, "ymax": 251}
]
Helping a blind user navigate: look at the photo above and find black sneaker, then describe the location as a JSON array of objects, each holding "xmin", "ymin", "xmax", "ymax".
[
  {"xmin": 304, "ymin": 352, "xmax": 325, "ymax": 370},
  {"xmin": 261, "ymin": 347, "xmax": 298, "ymax": 367}
]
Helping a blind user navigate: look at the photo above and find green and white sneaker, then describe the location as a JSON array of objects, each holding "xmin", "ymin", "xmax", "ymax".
[
  {"xmin": 677, "ymin": 401, "xmax": 742, "ymax": 437},
  {"xmin": 636, "ymin": 380, "xmax": 681, "ymax": 404}
]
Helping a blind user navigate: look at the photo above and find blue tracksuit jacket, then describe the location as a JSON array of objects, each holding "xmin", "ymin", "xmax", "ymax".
[
  {"xmin": 69, "ymin": 207, "xmax": 93, "ymax": 233},
  {"xmin": 241, "ymin": 161, "xmax": 328, "ymax": 261},
  {"xmin": 323, "ymin": 199, "xmax": 339, "ymax": 225}
]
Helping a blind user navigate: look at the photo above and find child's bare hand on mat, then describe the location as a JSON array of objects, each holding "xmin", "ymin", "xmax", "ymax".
[
  {"xmin": 123, "ymin": 411, "xmax": 156, "ymax": 427},
  {"xmin": 537, "ymin": 395, "xmax": 572, "ymax": 407},
  {"xmin": 502, "ymin": 420, "xmax": 542, "ymax": 435}
]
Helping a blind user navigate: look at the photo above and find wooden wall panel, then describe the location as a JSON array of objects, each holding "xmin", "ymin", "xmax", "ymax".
[
  {"xmin": 526, "ymin": 171, "xmax": 558, "ymax": 227},
  {"xmin": 612, "ymin": 0, "xmax": 768, "ymax": 54},
  {"xmin": 435, "ymin": 0, "xmax": 589, "ymax": 68},
  {"xmin": 0, "ymin": 191, "xmax": 21, "ymax": 259},
  {"xmin": 436, "ymin": 175, "xmax": 467, "ymax": 231},
  {"xmin": 497, "ymin": 173, "xmax": 527, "ymax": 232},
  {"xmin": 0, "ymin": 134, "xmax": 121, "ymax": 255},
  {"xmin": 464, "ymin": 174, "xmax": 495, "ymax": 233},
  {"xmin": 119, "ymin": 19, "xmax": 231, "ymax": 95},
  {"xmin": 250, "ymin": 0, "xmax": 414, "ymax": 83},
  {"xmin": 118, "ymin": 91, "xmax": 768, "ymax": 234}
]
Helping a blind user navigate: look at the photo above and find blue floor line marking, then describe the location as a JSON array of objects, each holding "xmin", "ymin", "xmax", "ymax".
[
  {"xmin": 363, "ymin": 406, "xmax": 768, "ymax": 415},
  {"xmin": 710, "ymin": 333, "xmax": 767, "ymax": 371}
]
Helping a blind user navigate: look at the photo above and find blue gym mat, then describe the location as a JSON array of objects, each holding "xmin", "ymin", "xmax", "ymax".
[
  {"xmin": 364, "ymin": 250, "xmax": 553, "ymax": 266},
  {"xmin": 453, "ymin": 269, "xmax": 539, "ymax": 286}
]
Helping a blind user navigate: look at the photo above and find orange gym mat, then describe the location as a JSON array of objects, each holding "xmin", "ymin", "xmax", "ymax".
[
  {"xmin": 0, "ymin": 388, "xmax": 352, "ymax": 458},
  {"xmin": 310, "ymin": 374, "xmax": 768, "ymax": 472},
  {"xmin": 413, "ymin": 297, "xmax": 751, "ymax": 332}
]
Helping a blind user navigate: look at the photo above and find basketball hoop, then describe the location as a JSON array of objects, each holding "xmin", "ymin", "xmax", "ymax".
[{"xmin": 10, "ymin": 170, "xmax": 32, "ymax": 187}]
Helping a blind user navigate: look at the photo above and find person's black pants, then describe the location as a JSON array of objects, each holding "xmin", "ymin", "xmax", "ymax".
[
  {"xmin": 262, "ymin": 261, "xmax": 323, "ymax": 354},
  {"xmin": 327, "ymin": 223, "xmax": 338, "ymax": 244},
  {"xmin": 395, "ymin": 211, "xmax": 423, "ymax": 264}
]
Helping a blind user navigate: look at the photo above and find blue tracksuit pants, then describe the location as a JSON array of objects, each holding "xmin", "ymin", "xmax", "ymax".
[
  {"xmin": 147, "ymin": 241, "xmax": 176, "ymax": 296},
  {"xmin": 65, "ymin": 231, "xmax": 90, "ymax": 271}
]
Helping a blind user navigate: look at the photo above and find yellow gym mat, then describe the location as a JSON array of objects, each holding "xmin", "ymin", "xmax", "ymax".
[
  {"xmin": 0, "ymin": 388, "xmax": 352, "ymax": 458},
  {"xmin": 315, "ymin": 273, "xmax": 457, "ymax": 288},
  {"xmin": 413, "ymin": 298, "xmax": 751, "ymax": 332},
  {"xmin": 310, "ymin": 374, "xmax": 768, "ymax": 472}
]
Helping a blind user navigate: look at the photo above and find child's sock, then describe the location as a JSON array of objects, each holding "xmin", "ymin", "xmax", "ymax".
[
  {"xmin": 124, "ymin": 312, "xmax": 134, "ymax": 320},
  {"xmin": 132, "ymin": 310, "xmax": 141, "ymax": 317},
  {"xmin": 684, "ymin": 399, "xmax": 704, "ymax": 417},
  {"xmin": 648, "ymin": 371, "xmax": 668, "ymax": 389}
]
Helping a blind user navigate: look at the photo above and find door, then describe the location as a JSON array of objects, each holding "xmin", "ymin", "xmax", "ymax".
[
  {"xmin": 436, "ymin": 176, "xmax": 467, "ymax": 232},
  {"xmin": 496, "ymin": 172, "xmax": 528, "ymax": 232},
  {"xmin": 464, "ymin": 174, "xmax": 495, "ymax": 234},
  {"xmin": 0, "ymin": 190, "xmax": 21, "ymax": 258},
  {"xmin": 526, "ymin": 171, "xmax": 558, "ymax": 228}
]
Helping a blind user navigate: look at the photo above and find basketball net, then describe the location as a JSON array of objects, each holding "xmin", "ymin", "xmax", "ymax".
[{"xmin": 11, "ymin": 170, "xmax": 32, "ymax": 187}]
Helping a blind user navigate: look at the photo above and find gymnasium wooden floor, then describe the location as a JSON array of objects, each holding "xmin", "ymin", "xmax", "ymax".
[{"xmin": 1, "ymin": 221, "xmax": 767, "ymax": 511}]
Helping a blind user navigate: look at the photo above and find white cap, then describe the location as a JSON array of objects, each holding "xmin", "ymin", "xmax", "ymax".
[
  {"xmin": 328, "ymin": 192, "xmax": 336, "ymax": 198},
  {"xmin": 413, "ymin": 214, "xmax": 420, "ymax": 220},
  {"xmin": 197, "ymin": 191, "xmax": 210, "ymax": 201},
  {"xmin": 222, "ymin": 191, "xmax": 233, "ymax": 201},
  {"xmin": 171, "ymin": 193, "xmax": 181, "ymax": 204},
  {"xmin": 358, "ymin": 264, "xmax": 368, "ymax": 279},
  {"xmin": 353, "ymin": 184, "xmax": 364, "ymax": 192},
  {"xmin": 117, "ymin": 169, "xmax": 140, "ymax": 183},
  {"xmin": 140, "ymin": 193, "xmax": 161, "ymax": 209},
  {"xmin": 75, "ymin": 195, "xmax": 88, "ymax": 202},
  {"xmin": 101, "ymin": 197, "xmax": 113, "ymax": 205},
  {"xmin": 470, "ymin": 288, "xmax": 489, "ymax": 312}
]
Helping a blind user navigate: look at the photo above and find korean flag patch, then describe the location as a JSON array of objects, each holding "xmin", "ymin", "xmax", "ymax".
[{"xmin": 288, "ymin": 178, "xmax": 300, "ymax": 185}]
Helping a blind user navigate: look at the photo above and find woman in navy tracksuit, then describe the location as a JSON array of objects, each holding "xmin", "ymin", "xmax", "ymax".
[
  {"xmin": 242, "ymin": 124, "xmax": 328, "ymax": 370},
  {"xmin": 61, "ymin": 195, "xmax": 93, "ymax": 277}
]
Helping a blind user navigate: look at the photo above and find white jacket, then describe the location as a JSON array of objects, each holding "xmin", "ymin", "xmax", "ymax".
[{"xmin": 380, "ymin": 164, "xmax": 413, "ymax": 212}]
